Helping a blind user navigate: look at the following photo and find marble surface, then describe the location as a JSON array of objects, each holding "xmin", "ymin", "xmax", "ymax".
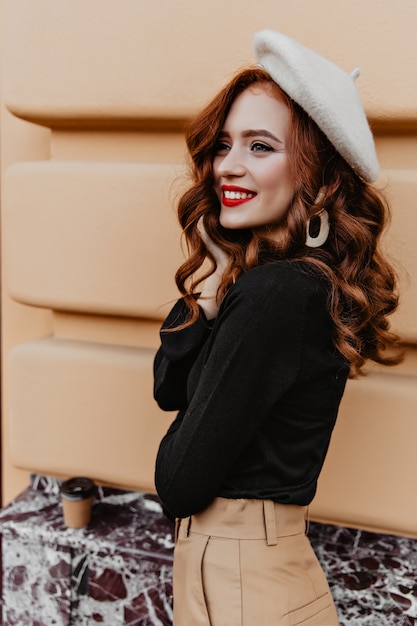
[
  {"xmin": 0, "ymin": 475, "xmax": 174, "ymax": 625},
  {"xmin": 0, "ymin": 475, "xmax": 416, "ymax": 625},
  {"xmin": 309, "ymin": 523, "xmax": 417, "ymax": 626}
]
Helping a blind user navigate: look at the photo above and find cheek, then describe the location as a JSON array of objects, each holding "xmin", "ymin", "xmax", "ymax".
[
  {"xmin": 257, "ymin": 160, "xmax": 291, "ymax": 190},
  {"xmin": 276, "ymin": 168, "xmax": 293, "ymax": 197},
  {"xmin": 261, "ymin": 174, "xmax": 290, "ymax": 196}
]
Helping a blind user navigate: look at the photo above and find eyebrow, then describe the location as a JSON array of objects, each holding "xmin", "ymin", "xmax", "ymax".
[{"xmin": 219, "ymin": 129, "xmax": 283, "ymax": 144}]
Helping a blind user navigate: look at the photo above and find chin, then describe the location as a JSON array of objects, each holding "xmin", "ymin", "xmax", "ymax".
[{"xmin": 219, "ymin": 216, "xmax": 252, "ymax": 231}]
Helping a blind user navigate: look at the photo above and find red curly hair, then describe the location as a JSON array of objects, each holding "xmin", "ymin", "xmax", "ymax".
[{"xmin": 173, "ymin": 68, "xmax": 402, "ymax": 376}]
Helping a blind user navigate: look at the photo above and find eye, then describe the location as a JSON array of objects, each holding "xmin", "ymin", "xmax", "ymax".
[
  {"xmin": 215, "ymin": 141, "xmax": 231, "ymax": 155},
  {"xmin": 251, "ymin": 141, "xmax": 274, "ymax": 153}
]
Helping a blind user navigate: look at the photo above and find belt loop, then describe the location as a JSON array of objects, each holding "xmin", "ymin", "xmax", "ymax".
[
  {"xmin": 175, "ymin": 516, "xmax": 192, "ymax": 541},
  {"xmin": 305, "ymin": 506, "xmax": 310, "ymax": 535},
  {"xmin": 263, "ymin": 500, "xmax": 278, "ymax": 546},
  {"xmin": 175, "ymin": 518, "xmax": 181, "ymax": 542}
]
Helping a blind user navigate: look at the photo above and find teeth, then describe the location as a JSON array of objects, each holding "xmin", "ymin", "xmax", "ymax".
[{"xmin": 224, "ymin": 190, "xmax": 254, "ymax": 200}]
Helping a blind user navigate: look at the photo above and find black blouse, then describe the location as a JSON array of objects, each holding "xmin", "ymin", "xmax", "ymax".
[{"xmin": 154, "ymin": 260, "xmax": 349, "ymax": 520}]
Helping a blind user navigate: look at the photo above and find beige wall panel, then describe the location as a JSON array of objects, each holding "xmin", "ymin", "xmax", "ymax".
[
  {"xmin": 0, "ymin": 105, "xmax": 54, "ymax": 502},
  {"xmin": 4, "ymin": 161, "xmax": 184, "ymax": 318},
  {"xmin": 376, "ymin": 134, "xmax": 417, "ymax": 170},
  {"xmin": 2, "ymin": 0, "xmax": 417, "ymax": 537},
  {"xmin": 310, "ymin": 370, "xmax": 417, "ymax": 537},
  {"xmin": 53, "ymin": 313, "xmax": 161, "ymax": 350},
  {"xmin": 9, "ymin": 338, "xmax": 174, "ymax": 491},
  {"xmin": 3, "ymin": 0, "xmax": 417, "ymax": 127},
  {"xmin": 382, "ymin": 170, "xmax": 417, "ymax": 341},
  {"xmin": 9, "ymin": 336, "xmax": 417, "ymax": 535},
  {"xmin": 51, "ymin": 131, "xmax": 186, "ymax": 165}
]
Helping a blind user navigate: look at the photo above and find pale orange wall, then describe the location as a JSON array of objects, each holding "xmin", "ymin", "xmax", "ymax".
[{"xmin": 1, "ymin": 0, "xmax": 417, "ymax": 536}]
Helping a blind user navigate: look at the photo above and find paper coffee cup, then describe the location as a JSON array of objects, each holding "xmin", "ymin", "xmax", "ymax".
[{"xmin": 60, "ymin": 477, "xmax": 97, "ymax": 528}]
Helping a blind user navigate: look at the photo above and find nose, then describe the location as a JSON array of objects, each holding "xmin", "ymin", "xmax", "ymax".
[{"xmin": 216, "ymin": 146, "xmax": 246, "ymax": 178}]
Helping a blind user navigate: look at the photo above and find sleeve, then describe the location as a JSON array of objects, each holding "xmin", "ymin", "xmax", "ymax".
[
  {"xmin": 155, "ymin": 265, "xmax": 318, "ymax": 519},
  {"xmin": 153, "ymin": 298, "xmax": 213, "ymax": 411}
]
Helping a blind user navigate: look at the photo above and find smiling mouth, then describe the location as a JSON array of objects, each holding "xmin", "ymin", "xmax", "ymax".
[{"xmin": 222, "ymin": 186, "xmax": 256, "ymax": 207}]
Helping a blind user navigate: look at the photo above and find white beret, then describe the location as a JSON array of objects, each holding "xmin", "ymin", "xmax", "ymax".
[{"xmin": 253, "ymin": 29, "xmax": 379, "ymax": 182}]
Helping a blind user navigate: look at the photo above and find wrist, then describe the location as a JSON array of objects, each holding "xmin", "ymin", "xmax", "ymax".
[
  {"xmin": 196, "ymin": 293, "xmax": 219, "ymax": 320},
  {"xmin": 197, "ymin": 271, "xmax": 223, "ymax": 319}
]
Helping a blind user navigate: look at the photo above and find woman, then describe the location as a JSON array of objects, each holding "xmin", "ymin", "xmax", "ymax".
[{"xmin": 153, "ymin": 30, "xmax": 402, "ymax": 625}]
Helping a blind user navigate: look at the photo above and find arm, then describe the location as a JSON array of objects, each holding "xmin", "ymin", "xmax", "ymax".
[
  {"xmin": 153, "ymin": 298, "xmax": 213, "ymax": 411},
  {"xmin": 155, "ymin": 264, "xmax": 316, "ymax": 518},
  {"xmin": 154, "ymin": 222, "xmax": 230, "ymax": 410},
  {"xmin": 196, "ymin": 219, "xmax": 230, "ymax": 319}
]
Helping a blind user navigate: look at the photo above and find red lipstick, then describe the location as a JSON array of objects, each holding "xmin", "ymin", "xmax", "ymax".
[{"xmin": 221, "ymin": 185, "xmax": 256, "ymax": 207}]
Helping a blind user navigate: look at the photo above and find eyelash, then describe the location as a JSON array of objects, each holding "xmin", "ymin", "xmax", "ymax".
[
  {"xmin": 215, "ymin": 142, "xmax": 230, "ymax": 154},
  {"xmin": 251, "ymin": 142, "xmax": 274, "ymax": 153},
  {"xmin": 215, "ymin": 141, "xmax": 275, "ymax": 154}
]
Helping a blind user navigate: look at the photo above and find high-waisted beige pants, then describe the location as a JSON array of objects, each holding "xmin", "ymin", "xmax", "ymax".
[{"xmin": 173, "ymin": 498, "xmax": 339, "ymax": 626}]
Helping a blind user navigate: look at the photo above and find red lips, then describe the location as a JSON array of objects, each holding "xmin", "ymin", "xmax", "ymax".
[{"xmin": 221, "ymin": 185, "xmax": 256, "ymax": 207}]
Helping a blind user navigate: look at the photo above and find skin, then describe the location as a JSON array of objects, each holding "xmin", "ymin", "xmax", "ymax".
[
  {"xmin": 213, "ymin": 84, "xmax": 294, "ymax": 235},
  {"xmin": 197, "ymin": 84, "xmax": 295, "ymax": 319}
]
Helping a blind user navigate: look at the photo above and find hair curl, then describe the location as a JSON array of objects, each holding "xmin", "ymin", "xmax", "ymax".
[{"xmin": 174, "ymin": 67, "xmax": 402, "ymax": 377}]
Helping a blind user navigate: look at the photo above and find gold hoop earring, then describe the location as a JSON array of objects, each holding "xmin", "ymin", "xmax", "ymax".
[{"xmin": 305, "ymin": 209, "xmax": 330, "ymax": 248}]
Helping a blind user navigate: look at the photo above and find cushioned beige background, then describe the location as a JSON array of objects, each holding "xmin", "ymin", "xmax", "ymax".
[{"xmin": 1, "ymin": 0, "xmax": 417, "ymax": 536}]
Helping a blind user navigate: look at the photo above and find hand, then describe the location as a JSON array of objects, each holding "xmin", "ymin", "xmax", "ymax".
[
  {"xmin": 197, "ymin": 219, "xmax": 230, "ymax": 319},
  {"xmin": 197, "ymin": 218, "xmax": 229, "ymax": 274}
]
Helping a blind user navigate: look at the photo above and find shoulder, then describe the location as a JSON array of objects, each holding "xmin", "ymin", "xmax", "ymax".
[
  {"xmin": 215, "ymin": 260, "xmax": 332, "ymax": 342},
  {"xmin": 217, "ymin": 260, "xmax": 330, "ymax": 327},
  {"xmin": 234, "ymin": 260, "xmax": 329, "ymax": 302}
]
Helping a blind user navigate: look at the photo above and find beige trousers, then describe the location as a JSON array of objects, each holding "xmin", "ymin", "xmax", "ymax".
[{"xmin": 173, "ymin": 498, "xmax": 339, "ymax": 626}]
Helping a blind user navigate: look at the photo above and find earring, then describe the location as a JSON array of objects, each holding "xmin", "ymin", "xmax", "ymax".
[
  {"xmin": 305, "ymin": 187, "xmax": 329, "ymax": 248},
  {"xmin": 305, "ymin": 209, "xmax": 330, "ymax": 247}
]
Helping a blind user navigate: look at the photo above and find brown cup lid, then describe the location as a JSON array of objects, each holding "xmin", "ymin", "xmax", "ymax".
[{"xmin": 60, "ymin": 477, "xmax": 97, "ymax": 501}]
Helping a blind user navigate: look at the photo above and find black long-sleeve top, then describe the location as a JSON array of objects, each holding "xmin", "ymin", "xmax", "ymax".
[{"xmin": 154, "ymin": 260, "xmax": 349, "ymax": 520}]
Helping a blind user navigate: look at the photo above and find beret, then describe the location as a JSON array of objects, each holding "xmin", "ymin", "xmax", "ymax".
[{"xmin": 253, "ymin": 29, "xmax": 379, "ymax": 182}]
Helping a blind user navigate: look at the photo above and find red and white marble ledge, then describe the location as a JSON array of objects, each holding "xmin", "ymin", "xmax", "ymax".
[{"xmin": 0, "ymin": 475, "xmax": 415, "ymax": 625}]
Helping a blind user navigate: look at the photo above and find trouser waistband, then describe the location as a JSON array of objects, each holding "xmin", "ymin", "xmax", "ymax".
[{"xmin": 176, "ymin": 498, "xmax": 307, "ymax": 546}]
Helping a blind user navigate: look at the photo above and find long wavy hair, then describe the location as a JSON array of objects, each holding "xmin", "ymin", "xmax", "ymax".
[{"xmin": 173, "ymin": 67, "xmax": 402, "ymax": 376}]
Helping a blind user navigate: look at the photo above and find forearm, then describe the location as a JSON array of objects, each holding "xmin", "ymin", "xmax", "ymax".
[{"xmin": 154, "ymin": 298, "xmax": 213, "ymax": 410}]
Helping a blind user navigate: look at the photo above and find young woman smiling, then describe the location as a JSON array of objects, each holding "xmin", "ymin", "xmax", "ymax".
[{"xmin": 154, "ymin": 30, "xmax": 402, "ymax": 626}]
